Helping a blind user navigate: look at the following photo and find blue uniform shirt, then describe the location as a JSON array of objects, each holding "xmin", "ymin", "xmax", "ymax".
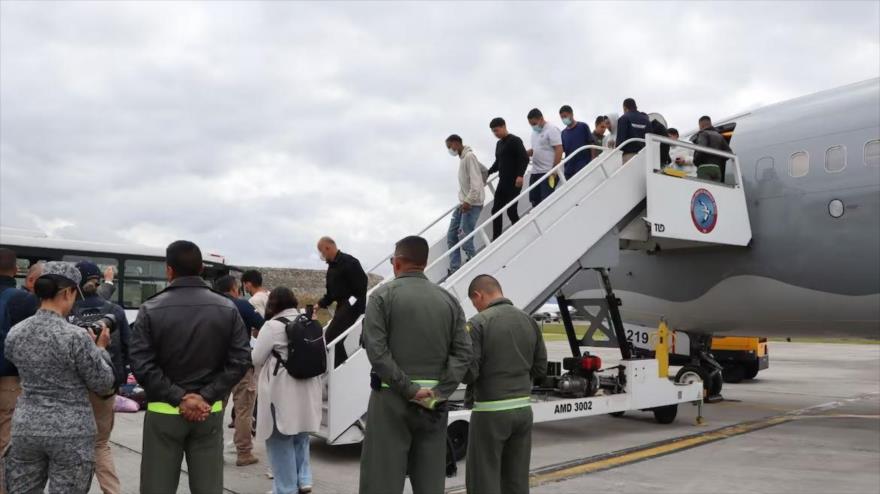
[
  {"xmin": 228, "ymin": 295, "xmax": 265, "ymax": 333},
  {"xmin": 560, "ymin": 121, "xmax": 594, "ymax": 179}
]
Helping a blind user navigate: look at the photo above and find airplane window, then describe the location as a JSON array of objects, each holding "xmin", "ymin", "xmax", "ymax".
[
  {"xmin": 755, "ymin": 156, "xmax": 775, "ymax": 180},
  {"xmin": 866, "ymin": 140, "xmax": 880, "ymax": 167},
  {"xmin": 789, "ymin": 151, "xmax": 809, "ymax": 178},
  {"xmin": 825, "ymin": 145, "xmax": 846, "ymax": 173}
]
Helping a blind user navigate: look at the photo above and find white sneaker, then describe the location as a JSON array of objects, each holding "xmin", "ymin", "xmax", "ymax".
[{"xmin": 266, "ymin": 467, "xmax": 274, "ymax": 479}]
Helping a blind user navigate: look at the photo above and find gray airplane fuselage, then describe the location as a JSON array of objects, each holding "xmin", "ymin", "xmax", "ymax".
[{"xmin": 570, "ymin": 79, "xmax": 880, "ymax": 339}]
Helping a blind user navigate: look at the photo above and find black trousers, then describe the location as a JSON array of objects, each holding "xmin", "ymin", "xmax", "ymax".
[
  {"xmin": 491, "ymin": 187, "xmax": 521, "ymax": 240},
  {"xmin": 325, "ymin": 303, "xmax": 362, "ymax": 368}
]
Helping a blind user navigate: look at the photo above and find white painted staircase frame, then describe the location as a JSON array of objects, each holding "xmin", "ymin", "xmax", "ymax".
[{"xmin": 319, "ymin": 135, "xmax": 750, "ymax": 444}]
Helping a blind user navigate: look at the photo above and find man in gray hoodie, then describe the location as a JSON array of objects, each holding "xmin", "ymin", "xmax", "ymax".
[{"xmin": 445, "ymin": 134, "xmax": 486, "ymax": 274}]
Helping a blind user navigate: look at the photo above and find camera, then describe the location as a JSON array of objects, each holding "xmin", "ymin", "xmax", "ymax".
[{"xmin": 73, "ymin": 313, "xmax": 117, "ymax": 338}]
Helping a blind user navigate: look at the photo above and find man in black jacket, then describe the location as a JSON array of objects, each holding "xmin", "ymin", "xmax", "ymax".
[
  {"xmin": 317, "ymin": 237, "xmax": 368, "ymax": 368},
  {"xmin": 130, "ymin": 240, "xmax": 251, "ymax": 494},
  {"xmin": 616, "ymin": 98, "xmax": 651, "ymax": 162},
  {"xmin": 692, "ymin": 115, "xmax": 733, "ymax": 182},
  {"xmin": 72, "ymin": 260, "xmax": 131, "ymax": 494},
  {"xmin": 487, "ymin": 117, "xmax": 530, "ymax": 240}
]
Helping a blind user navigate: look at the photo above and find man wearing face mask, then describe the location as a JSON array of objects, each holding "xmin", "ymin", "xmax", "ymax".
[
  {"xmin": 317, "ymin": 237, "xmax": 368, "ymax": 368},
  {"xmin": 445, "ymin": 134, "xmax": 487, "ymax": 274},
  {"xmin": 559, "ymin": 105, "xmax": 595, "ymax": 180},
  {"xmin": 526, "ymin": 108, "xmax": 563, "ymax": 207},
  {"xmin": 487, "ymin": 118, "xmax": 529, "ymax": 240}
]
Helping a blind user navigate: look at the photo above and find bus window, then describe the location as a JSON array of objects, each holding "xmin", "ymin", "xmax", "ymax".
[
  {"xmin": 123, "ymin": 259, "xmax": 169, "ymax": 309},
  {"xmin": 62, "ymin": 255, "xmax": 119, "ymax": 273},
  {"xmin": 13, "ymin": 258, "xmax": 31, "ymax": 289}
]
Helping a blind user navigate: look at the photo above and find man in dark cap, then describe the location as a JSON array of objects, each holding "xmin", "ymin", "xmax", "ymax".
[{"xmin": 71, "ymin": 261, "xmax": 131, "ymax": 494}]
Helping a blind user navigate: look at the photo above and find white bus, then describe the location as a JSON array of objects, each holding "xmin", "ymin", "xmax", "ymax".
[{"xmin": 0, "ymin": 227, "xmax": 239, "ymax": 320}]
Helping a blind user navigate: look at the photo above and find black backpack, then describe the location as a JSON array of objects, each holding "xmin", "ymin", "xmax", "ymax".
[{"xmin": 272, "ymin": 314, "xmax": 327, "ymax": 379}]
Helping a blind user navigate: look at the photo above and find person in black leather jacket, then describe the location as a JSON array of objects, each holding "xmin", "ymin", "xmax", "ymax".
[{"xmin": 130, "ymin": 240, "xmax": 251, "ymax": 494}]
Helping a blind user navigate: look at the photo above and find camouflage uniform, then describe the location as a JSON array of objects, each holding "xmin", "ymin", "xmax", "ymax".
[{"xmin": 3, "ymin": 262, "xmax": 115, "ymax": 494}]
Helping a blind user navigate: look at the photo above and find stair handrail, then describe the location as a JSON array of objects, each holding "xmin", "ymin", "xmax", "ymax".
[
  {"xmin": 362, "ymin": 173, "xmax": 502, "ymax": 275},
  {"xmin": 422, "ymin": 140, "xmax": 644, "ymax": 275},
  {"xmin": 324, "ymin": 140, "xmax": 639, "ymax": 352}
]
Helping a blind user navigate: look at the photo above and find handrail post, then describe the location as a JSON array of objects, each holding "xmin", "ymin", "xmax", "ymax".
[{"xmin": 479, "ymin": 228, "xmax": 491, "ymax": 246}]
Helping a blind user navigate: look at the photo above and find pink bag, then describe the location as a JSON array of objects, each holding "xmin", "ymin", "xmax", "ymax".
[{"xmin": 114, "ymin": 395, "xmax": 140, "ymax": 413}]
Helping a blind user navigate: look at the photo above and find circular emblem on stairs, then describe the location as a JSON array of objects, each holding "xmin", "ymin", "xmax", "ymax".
[{"xmin": 691, "ymin": 188, "xmax": 717, "ymax": 234}]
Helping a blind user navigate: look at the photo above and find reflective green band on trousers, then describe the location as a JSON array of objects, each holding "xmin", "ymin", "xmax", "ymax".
[
  {"xmin": 147, "ymin": 401, "xmax": 224, "ymax": 414},
  {"xmin": 472, "ymin": 396, "xmax": 531, "ymax": 412},
  {"xmin": 381, "ymin": 379, "xmax": 439, "ymax": 389}
]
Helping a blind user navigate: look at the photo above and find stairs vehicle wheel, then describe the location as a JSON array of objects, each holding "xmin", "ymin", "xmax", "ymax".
[
  {"xmin": 722, "ymin": 364, "xmax": 745, "ymax": 383},
  {"xmin": 675, "ymin": 365, "xmax": 708, "ymax": 395},
  {"xmin": 652, "ymin": 404, "xmax": 678, "ymax": 424},
  {"xmin": 447, "ymin": 420, "xmax": 469, "ymax": 462}
]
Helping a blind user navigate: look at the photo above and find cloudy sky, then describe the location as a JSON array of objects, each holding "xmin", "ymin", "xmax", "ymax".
[{"xmin": 1, "ymin": 1, "xmax": 878, "ymax": 269}]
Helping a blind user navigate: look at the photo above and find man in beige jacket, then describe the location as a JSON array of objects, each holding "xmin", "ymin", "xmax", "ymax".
[{"xmin": 445, "ymin": 134, "xmax": 487, "ymax": 274}]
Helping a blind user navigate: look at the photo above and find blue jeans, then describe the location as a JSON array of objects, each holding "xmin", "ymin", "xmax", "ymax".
[
  {"xmin": 529, "ymin": 173, "xmax": 556, "ymax": 207},
  {"xmin": 447, "ymin": 204, "xmax": 483, "ymax": 271},
  {"xmin": 265, "ymin": 409, "xmax": 312, "ymax": 493}
]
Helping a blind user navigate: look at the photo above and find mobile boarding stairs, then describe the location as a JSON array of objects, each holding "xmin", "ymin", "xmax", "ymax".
[{"xmin": 317, "ymin": 134, "xmax": 752, "ymax": 448}]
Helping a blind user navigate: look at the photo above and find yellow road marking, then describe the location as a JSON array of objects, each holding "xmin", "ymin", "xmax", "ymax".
[
  {"xmin": 445, "ymin": 393, "xmax": 880, "ymax": 493},
  {"xmin": 529, "ymin": 415, "xmax": 791, "ymax": 486}
]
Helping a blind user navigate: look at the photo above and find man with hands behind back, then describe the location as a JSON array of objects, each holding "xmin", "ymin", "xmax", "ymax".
[
  {"xmin": 130, "ymin": 240, "xmax": 252, "ymax": 494},
  {"xmin": 358, "ymin": 236, "xmax": 472, "ymax": 494}
]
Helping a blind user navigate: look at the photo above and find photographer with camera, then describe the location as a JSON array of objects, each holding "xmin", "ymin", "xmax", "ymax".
[
  {"xmin": 3, "ymin": 261, "xmax": 115, "ymax": 494},
  {"xmin": 71, "ymin": 261, "xmax": 131, "ymax": 494}
]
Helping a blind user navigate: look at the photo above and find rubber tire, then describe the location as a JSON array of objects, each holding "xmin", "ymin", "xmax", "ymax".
[
  {"xmin": 722, "ymin": 364, "xmax": 745, "ymax": 384},
  {"xmin": 744, "ymin": 362, "xmax": 760, "ymax": 380},
  {"xmin": 675, "ymin": 365, "xmax": 709, "ymax": 397},
  {"xmin": 653, "ymin": 404, "xmax": 678, "ymax": 424},
  {"xmin": 609, "ymin": 411, "xmax": 626, "ymax": 418},
  {"xmin": 447, "ymin": 420, "xmax": 469, "ymax": 462},
  {"xmin": 709, "ymin": 370, "xmax": 723, "ymax": 396}
]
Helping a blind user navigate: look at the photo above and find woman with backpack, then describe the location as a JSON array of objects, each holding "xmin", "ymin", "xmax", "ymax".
[{"xmin": 252, "ymin": 287, "xmax": 322, "ymax": 494}]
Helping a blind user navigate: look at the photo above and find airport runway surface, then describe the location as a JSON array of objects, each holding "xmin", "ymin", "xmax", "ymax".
[{"xmin": 91, "ymin": 341, "xmax": 880, "ymax": 494}]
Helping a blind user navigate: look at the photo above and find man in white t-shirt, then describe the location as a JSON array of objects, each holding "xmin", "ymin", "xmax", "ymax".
[
  {"xmin": 526, "ymin": 108, "xmax": 563, "ymax": 207},
  {"xmin": 241, "ymin": 270, "xmax": 269, "ymax": 318}
]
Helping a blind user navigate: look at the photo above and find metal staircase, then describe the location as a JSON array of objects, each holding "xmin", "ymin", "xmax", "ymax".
[{"xmin": 317, "ymin": 134, "xmax": 752, "ymax": 445}]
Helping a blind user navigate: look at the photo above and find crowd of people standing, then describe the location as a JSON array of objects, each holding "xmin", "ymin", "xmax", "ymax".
[{"xmin": 0, "ymin": 237, "xmax": 368, "ymax": 494}]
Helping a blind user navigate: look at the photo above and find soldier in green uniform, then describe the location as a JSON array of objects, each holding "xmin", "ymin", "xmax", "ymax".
[
  {"xmin": 464, "ymin": 274, "xmax": 548, "ymax": 494},
  {"xmin": 359, "ymin": 235, "xmax": 473, "ymax": 494}
]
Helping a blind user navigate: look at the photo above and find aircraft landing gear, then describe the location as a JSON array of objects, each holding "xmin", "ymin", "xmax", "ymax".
[{"xmin": 673, "ymin": 332, "xmax": 724, "ymax": 402}]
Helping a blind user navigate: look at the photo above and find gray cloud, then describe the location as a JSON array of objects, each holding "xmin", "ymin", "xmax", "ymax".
[{"xmin": 2, "ymin": 0, "xmax": 878, "ymax": 269}]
